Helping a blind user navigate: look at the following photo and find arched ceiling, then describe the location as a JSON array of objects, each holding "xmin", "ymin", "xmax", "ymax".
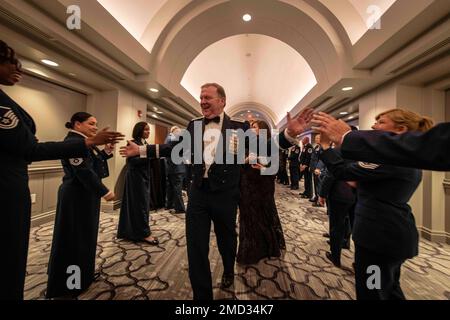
[
  {"xmin": 97, "ymin": 0, "xmax": 168, "ymax": 43},
  {"xmin": 180, "ymin": 34, "xmax": 317, "ymax": 123},
  {"xmin": 319, "ymin": 0, "xmax": 397, "ymax": 44},
  {"xmin": 91, "ymin": 0, "xmax": 407, "ymax": 126}
]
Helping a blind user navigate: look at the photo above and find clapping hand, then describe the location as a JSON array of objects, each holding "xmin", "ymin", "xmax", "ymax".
[
  {"xmin": 286, "ymin": 108, "xmax": 314, "ymax": 137},
  {"xmin": 312, "ymin": 112, "xmax": 351, "ymax": 146},
  {"xmin": 86, "ymin": 127, "xmax": 124, "ymax": 147}
]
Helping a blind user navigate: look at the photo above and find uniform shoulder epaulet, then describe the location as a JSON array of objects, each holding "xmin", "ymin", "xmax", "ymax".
[
  {"xmin": 191, "ymin": 116, "xmax": 204, "ymax": 121},
  {"xmin": 230, "ymin": 117, "xmax": 246, "ymax": 123}
]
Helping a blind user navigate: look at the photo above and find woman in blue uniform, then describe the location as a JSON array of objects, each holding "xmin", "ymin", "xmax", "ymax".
[
  {"xmin": 319, "ymin": 108, "xmax": 433, "ymax": 300},
  {"xmin": 117, "ymin": 122, "xmax": 159, "ymax": 245},
  {"xmin": 46, "ymin": 112, "xmax": 116, "ymax": 298},
  {"xmin": 0, "ymin": 40, "xmax": 122, "ymax": 300}
]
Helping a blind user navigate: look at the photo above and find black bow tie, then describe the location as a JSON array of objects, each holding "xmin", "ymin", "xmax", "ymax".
[{"xmin": 204, "ymin": 116, "xmax": 220, "ymax": 125}]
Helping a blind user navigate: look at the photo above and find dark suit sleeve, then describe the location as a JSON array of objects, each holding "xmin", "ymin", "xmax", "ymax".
[
  {"xmin": 27, "ymin": 140, "xmax": 89, "ymax": 162},
  {"xmin": 318, "ymin": 170, "xmax": 335, "ymax": 198},
  {"xmin": 321, "ymin": 148, "xmax": 396, "ymax": 181},
  {"xmin": 277, "ymin": 130, "xmax": 294, "ymax": 150},
  {"xmin": 341, "ymin": 123, "xmax": 450, "ymax": 171}
]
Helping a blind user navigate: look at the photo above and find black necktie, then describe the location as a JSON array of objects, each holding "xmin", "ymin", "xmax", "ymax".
[{"xmin": 204, "ymin": 116, "xmax": 220, "ymax": 125}]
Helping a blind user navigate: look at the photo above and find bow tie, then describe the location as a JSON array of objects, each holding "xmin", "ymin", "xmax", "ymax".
[{"xmin": 204, "ymin": 116, "xmax": 220, "ymax": 125}]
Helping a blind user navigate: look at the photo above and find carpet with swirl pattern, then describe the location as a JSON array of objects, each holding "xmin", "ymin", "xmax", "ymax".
[{"xmin": 24, "ymin": 184, "xmax": 450, "ymax": 300}]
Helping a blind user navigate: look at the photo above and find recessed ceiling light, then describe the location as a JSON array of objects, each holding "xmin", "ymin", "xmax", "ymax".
[
  {"xmin": 348, "ymin": 116, "xmax": 354, "ymax": 120},
  {"xmin": 342, "ymin": 87, "xmax": 353, "ymax": 91},
  {"xmin": 156, "ymin": 111, "xmax": 163, "ymax": 114},
  {"xmin": 340, "ymin": 112, "xmax": 349, "ymax": 115},
  {"xmin": 149, "ymin": 88, "xmax": 159, "ymax": 93},
  {"xmin": 151, "ymin": 114, "xmax": 158, "ymax": 118},
  {"xmin": 41, "ymin": 59, "xmax": 59, "ymax": 67},
  {"xmin": 243, "ymin": 14, "xmax": 252, "ymax": 22},
  {"xmin": 247, "ymin": 110, "xmax": 251, "ymax": 113}
]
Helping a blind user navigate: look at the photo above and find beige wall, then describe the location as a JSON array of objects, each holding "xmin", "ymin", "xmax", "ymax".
[{"xmin": 2, "ymin": 75, "xmax": 87, "ymax": 142}]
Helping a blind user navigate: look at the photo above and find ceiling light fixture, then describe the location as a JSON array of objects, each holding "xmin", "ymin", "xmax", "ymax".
[
  {"xmin": 41, "ymin": 59, "xmax": 59, "ymax": 67},
  {"xmin": 340, "ymin": 112, "xmax": 349, "ymax": 115},
  {"xmin": 342, "ymin": 87, "xmax": 353, "ymax": 91},
  {"xmin": 149, "ymin": 88, "xmax": 159, "ymax": 93},
  {"xmin": 243, "ymin": 14, "xmax": 252, "ymax": 22},
  {"xmin": 151, "ymin": 114, "xmax": 158, "ymax": 118}
]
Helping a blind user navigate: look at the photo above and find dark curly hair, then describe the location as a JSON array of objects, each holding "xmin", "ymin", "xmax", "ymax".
[{"xmin": 0, "ymin": 40, "xmax": 21, "ymax": 69}]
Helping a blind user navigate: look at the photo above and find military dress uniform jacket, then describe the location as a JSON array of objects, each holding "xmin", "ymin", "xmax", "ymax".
[
  {"xmin": 288, "ymin": 146, "xmax": 301, "ymax": 165},
  {"xmin": 341, "ymin": 124, "xmax": 450, "ymax": 171},
  {"xmin": 300, "ymin": 143, "xmax": 314, "ymax": 167},
  {"xmin": 144, "ymin": 114, "xmax": 293, "ymax": 192},
  {"xmin": 320, "ymin": 148, "xmax": 421, "ymax": 260},
  {"xmin": 319, "ymin": 150, "xmax": 356, "ymax": 204},
  {"xmin": 46, "ymin": 131, "xmax": 111, "ymax": 298},
  {"xmin": 0, "ymin": 89, "xmax": 88, "ymax": 300}
]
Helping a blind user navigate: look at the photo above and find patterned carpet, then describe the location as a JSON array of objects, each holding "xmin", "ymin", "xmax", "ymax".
[{"xmin": 24, "ymin": 184, "xmax": 450, "ymax": 300}]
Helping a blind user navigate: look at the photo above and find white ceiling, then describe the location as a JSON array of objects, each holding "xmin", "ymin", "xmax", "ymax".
[
  {"xmin": 97, "ymin": 0, "xmax": 168, "ymax": 43},
  {"xmin": 180, "ymin": 34, "xmax": 317, "ymax": 123},
  {"xmin": 319, "ymin": 0, "xmax": 397, "ymax": 44},
  {"xmin": 94, "ymin": 0, "xmax": 401, "ymax": 125}
]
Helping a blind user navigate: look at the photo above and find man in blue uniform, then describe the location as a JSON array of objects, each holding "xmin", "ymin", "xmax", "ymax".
[
  {"xmin": 0, "ymin": 40, "xmax": 123, "ymax": 300},
  {"xmin": 120, "ymin": 83, "xmax": 312, "ymax": 300},
  {"xmin": 288, "ymin": 145, "xmax": 301, "ymax": 190},
  {"xmin": 164, "ymin": 126, "xmax": 186, "ymax": 213},
  {"xmin": 312, "ymin": 112, "xmax": 450, "ymax": 171},
  {"xmin": 299, "ymin": 137, "xmax": 314, "ymax": 198}
]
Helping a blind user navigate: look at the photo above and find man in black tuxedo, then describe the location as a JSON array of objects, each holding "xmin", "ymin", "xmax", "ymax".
[{"xmin": 120, "ymin": 83, "xmax": 312, "ymax": 299}]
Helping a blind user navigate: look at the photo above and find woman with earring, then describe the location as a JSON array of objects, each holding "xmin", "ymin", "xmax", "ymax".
[{"xmin": 46, "ymin": 112, "xmax": 116, "ymax": 299}]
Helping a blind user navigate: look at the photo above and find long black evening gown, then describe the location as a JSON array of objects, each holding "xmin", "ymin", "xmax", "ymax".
[
  {"xmin": 117, "ymin": 140, "xmax": 152, "ymax": 240},
  {"xmin": 237, "ymin": 164, "xmax": 286, "ymax": 265}
]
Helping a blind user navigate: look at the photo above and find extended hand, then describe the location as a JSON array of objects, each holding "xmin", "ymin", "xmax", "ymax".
[
  {"xmin": 312, "ymin": 113, "xmax": 351, "ymax": 146},
  {"xmin": 286, "ymin": 108, "xmax": 314, "ymax": 137},
  {"xmin": 86, "ymin": 127, "xmax": 124, "ymax": 147},
  {"xmin": 119, "ymin": 140, "xmax": 140, "ymax": 158}
]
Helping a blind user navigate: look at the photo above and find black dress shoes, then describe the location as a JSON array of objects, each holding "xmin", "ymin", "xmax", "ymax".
[
  {"xmin": 220, "ymin": 273, "xmax": 234, "ymax": 289},
  {"xmin": 326, "ymin": 252, "xmax": 341, "ymax": 268}
]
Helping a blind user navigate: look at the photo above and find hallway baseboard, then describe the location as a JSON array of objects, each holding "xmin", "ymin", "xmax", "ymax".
[{"xmin": 419, "ymin": 226, "xmax": 450, "ymax": 244}]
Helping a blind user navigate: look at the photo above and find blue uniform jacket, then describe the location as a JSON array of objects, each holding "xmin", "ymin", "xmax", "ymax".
[{"xmin": 320, "ymin": 148, "xmax": 421, "ymax": 260}]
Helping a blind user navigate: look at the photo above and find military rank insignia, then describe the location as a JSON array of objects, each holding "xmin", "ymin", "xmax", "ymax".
[
  {"xmin": 358, "ymin": 162, "xmax": 380, "ymax": 170},
  {"xmin": 0, "ymin": 106, "xmax": 19, "ymax": 130},
  {"xmin": 69, "ymin": 158, "xmax": 84, "ymax": 166}
]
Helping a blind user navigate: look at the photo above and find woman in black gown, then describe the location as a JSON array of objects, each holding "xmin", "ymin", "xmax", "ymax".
[
  {"xmin": 237, "ymin": 120, "xmax": 286, "ymax": 265},
  {"xmin": 46, "ymin": 112, "xmax": 116, "ymax": 298},
  {"xmin": 117, "ymin": 122, "xmax": 159, "ymax": 245}
]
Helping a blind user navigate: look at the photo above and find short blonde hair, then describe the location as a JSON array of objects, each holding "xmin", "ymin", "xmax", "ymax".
[
  {"xmin": 376, "ymin": 108, "xmax": 434, "ymax": 133},
  {"xmin": 170, "ymin": 126, "xmax": 180, "ymax": 133}
]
